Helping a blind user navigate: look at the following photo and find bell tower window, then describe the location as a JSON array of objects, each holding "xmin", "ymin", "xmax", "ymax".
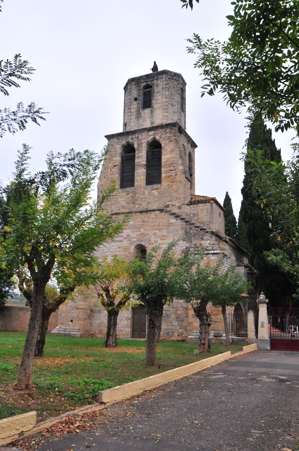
[
  {"xmin": 142, "ymin": 84, "xmax": 152, "ymax": 109},
  {"xmin": 146, "ymin": 139, "xmax": 162, "ymax": 185},
  {"xmin": 120, "ymin": 143, "xmax": 135, "ymax": 188}
]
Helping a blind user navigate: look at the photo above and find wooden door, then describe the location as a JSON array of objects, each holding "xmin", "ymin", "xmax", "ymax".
[{"xmin": 131, "ymin": 305, "xmax": 146, "ymax": 338}]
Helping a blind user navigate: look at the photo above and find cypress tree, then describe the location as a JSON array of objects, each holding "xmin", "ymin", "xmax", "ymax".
[
  {"xmin": 223, "ymin": 192, "xmax": 238, "ymax": 240},
  {"xmin": 238, "ymin": 113, "xmax": 292, "ymax": 305}
]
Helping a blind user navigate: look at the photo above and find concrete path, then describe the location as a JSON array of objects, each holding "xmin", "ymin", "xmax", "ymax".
[{"xmin": 38, "ymin": 351, "xmax": 299, "ymax": 451}]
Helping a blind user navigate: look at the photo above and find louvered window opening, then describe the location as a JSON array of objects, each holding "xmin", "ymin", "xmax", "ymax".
[
  {"xmin": 146, "ymin": 142, "xmax": 162, "ymax": 185},
  {"xmin": 142, "ymin": 85, "xmax": 152, "ymax": 109},
  {"xmin": 120, "ymin": 145, "xmax": 135, "ymax": 188}
]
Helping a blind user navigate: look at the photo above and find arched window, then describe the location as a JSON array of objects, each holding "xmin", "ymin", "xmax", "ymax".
[
  {"xmin": 142, "ymin": 84, "xmax": 152, "ymax": 109},
  {"xmin": 120, "ymin": 143, "xmax": 135, "ymax": 188},
  {"xmin": 188, "ymin": 152, "xmax": 193, "ymax": 179},
  {"xmin": 135, "ymin": 244, "xmax": 147, "ymax": 260},
  {"xmin": 146, "ymin": 140, "xmax": 162, "ymax": 185}
]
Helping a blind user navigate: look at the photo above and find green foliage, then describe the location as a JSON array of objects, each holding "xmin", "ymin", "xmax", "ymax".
[
  {"xmin": 223, "ymin": 192, "xmax": 238, "ymax": 240},
  {"xmin": 176, "ymin": 251, "xmax": 247, "ymax": 307},
  {"xmin": 249, "ymin": 150, "xmax": 299, "ymax": 293},
  {"xmin": 0, "ymin": 3, "xmax": 46, "ymax": 136},
  {"xmin": 187, "ymin": 0, "xmax": 299, "ymax": 131},
  {"xmin": 129, "ymin": 243, "xmax": 180, "ymax": 309},
  {"xmin": 96, "ymin": 256, "xmax": 135, "ymax": 313},
  {"xmin": 210, "ymin": 267, "xmax": 248, "ymax": 308},
  {"xmin": 237, "ymin": 114, "xmax": 293, "ymax": 304},
  {"xmin": 3, "ymin": 146, "xmax": 122, "ymax": 293}
]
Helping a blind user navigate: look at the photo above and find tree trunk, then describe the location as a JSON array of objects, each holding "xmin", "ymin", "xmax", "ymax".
[
  {"xmin": 222, "ymin": 304, "xmax": 231, "ymax": 345},
  {"xmin": 193, "ymin": 301, "xmax": 210, "ymax": 353},
  {"xmin": 146, "ymin": 302, "xmax": 163, "ymax": 366},
  {"xmin": 16, "ymin": 285, "xmax": 44, "ymax": 389},
  {"xmin": 34, "ymin": 308, "xmax": 51, "ymax": 357},
  {"xmin": 105, "ymin": 310, "xmax": 119, "ymax": 347}
]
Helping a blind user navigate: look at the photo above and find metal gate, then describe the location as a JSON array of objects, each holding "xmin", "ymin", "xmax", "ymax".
[{"xmin": 270, "ymin": 310, "xmax": 299, "ymax": 351}]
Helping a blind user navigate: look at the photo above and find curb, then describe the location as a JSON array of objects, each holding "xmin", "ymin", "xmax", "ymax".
[
  {"xmin": 98, "ymin": 351, "xmax": 232, "ymax": 403},
  {"xmin": 8, "ymin": 344, "xmax": 257, "ymax": 445},
  {"xmin": 0, "ymin": 412, "xmax": 37, "ymax": 446}
]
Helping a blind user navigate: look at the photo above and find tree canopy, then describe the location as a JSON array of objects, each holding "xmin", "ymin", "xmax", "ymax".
[
  {"xmin": 186, "ymin": 0, "xmax": 299, "ymax": 132},
  {"xmin": 223, "ymin": 192, "xmax": 238, "ymax": 240}
]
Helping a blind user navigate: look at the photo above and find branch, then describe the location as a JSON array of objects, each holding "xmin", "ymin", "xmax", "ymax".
[
  {"xmin": 0, "ymin": 102, "xmax": 47, "ymax": 137},
  {"xmin": 0, "ymin": 54, "xmax": 35, "ymax": 96}
]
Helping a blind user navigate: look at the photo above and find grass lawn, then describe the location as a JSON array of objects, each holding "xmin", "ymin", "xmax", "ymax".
[{"xmin": 0, "ymin": 332, "xmax": 242, "ymax": 421}]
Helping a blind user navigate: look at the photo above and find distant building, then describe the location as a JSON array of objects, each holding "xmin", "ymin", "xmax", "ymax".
[{"xmin": 56, "ymin": 68, "xmax": 250, "ymax": 339}]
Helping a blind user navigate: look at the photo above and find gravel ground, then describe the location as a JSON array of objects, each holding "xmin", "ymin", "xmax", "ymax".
[{"xmin": 35, "ymin": 351, "xmax": 299, "ymax": 451}]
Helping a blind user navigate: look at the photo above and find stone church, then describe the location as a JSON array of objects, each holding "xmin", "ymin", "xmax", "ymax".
[{"xmin": 56, "ymin": 68, "xmax": 250, "ymax": 339}]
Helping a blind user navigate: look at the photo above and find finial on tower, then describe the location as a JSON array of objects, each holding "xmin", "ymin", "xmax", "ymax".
[{"xmin": 151, "ymin": 61, "xmax": 158, "ymax": 72}]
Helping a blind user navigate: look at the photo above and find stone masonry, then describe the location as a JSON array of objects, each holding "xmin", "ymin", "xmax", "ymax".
[{"xmin": 57, "ymin": 68, "xmax": 249, "ymax": 339}]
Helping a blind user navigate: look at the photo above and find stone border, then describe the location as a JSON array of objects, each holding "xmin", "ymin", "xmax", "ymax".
[
  {"xmin": 6, "ymin": 344, "xmax": 257, "ymax": 446},
  {"xmin": 98, "ymin": 344, "xmax": 257, "ymax": 404},
  {"xmin": 0, "ymin": 411, "xmax": 37, "ymax": 446},
  {"xmin": 98, "ymin": 351, "xmax": 231, "ymax": 403}
]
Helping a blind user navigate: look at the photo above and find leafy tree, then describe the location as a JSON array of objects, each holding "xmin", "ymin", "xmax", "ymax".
[
  {"xmin": 223, "ymin": 192, "xmax": 238, "ymax": 240},
  {"xmin": 2, "ymin": 146, "xmax": 121, "ymax": 389},
  {"xmin": 129, "ymin": 244, "xmax": 180, "ymax": 366},
  {"xmin": 185, "ymin": 0, "xmax": 299, "ymax": 132},
  {"xmin": 176, "ymin": 252, "xmax": 221, "ymax": 352},
  {"xmin": 0, "ymin": 1, "xmax": 45, "ymax": 137},
  {"xmin": 237, "ymin": 114, "xmax": 293, "ymax": 306},
  {"xmin": 250, "ymin": 151, "xmax": 299, "ymax": 302},
  {"xmin": 210, "ymin": 267, "xmax": 247, "ymax": 345},
  {"xmin": 95, "ymin": 257, "xmax": 136, "ymax": 348}
]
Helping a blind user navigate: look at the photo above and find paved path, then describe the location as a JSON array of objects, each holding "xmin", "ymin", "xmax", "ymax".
[{"xmin": 38, "ymin": 351, "xmax": 299, "ymax": 451}]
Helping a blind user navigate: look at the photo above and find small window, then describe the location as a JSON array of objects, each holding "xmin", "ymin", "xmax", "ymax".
[
  {"xmin": 142, "ymin": 84, "xmax": 152, "ymax": 109},
  {"xmin": 146, "ymin": 140, "xmax": 162, "ymax": 185},
  {"xmin": 181, "ymin": 87, "xmax": 185, "ymax": 112},
  {"xmin": 188, "ymin": 152, "xmax": 193, "ymax": 178},
  {"xmin": 120, "ymin": 143, "xmax": 135, "ymax": 188}
]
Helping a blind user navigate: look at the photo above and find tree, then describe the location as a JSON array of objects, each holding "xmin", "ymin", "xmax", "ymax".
[
  {"xmin": 250, "ymin": 151, "xmax": 299, "ymax": 300},
  {"xmin": 17, "ymin": 271, "xmax": 75, "ymax": 357},
  {"xmin": 175, "ymin": 252, "xmax": 221, "ymax": 352},
  {"xmin": 95, "ymin": 257, "xmax": 136, "ymax": 348},
  {"xmin": 129, "ymin": 244, "xmax": 179, "ymax": 366},
  {"xmin": 223, "ymin": 192, "xmax": 237, "ymax": 240},
  {"xmin": 237, "ymin": 114, "xmax": 293, "ymax": 306},
  {"xmin": 0, "ymin": 1, "xmax": 45, "ymax": 137},
  {"xmin": 186, "ymin": 0, "xmax": 299, "ymax": 132},
  {"xmin": 2, "ymin": 146, "xmax": 121, "ymax": 389},
  {"xmin": 211, "ymin": 267, "xmax": 247, "ymax": 345}
]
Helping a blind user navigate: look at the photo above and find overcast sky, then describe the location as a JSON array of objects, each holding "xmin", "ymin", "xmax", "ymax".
[{"xmin": 0, "ymin": 0, "xmax": 294, "ymax": 215}]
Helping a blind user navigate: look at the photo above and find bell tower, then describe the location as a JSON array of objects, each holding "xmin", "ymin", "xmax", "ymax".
[
  {"xmin": 123, "ymin": 70, "xmax": 186, "ymax": 131},
  {"xmin": 98, "ymin": 68, "xmax": 197, "ymax": 214}
]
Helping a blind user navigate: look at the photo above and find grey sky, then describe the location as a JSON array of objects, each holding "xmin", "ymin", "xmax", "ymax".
[{"xmin": 0, "ymin": 0, "xmax": 294, "ymax": 215}]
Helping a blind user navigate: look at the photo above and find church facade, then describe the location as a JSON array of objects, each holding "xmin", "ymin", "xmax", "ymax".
[{"xmin": 56, "ymin": 68, "xmax": 250, "ymax": 339}]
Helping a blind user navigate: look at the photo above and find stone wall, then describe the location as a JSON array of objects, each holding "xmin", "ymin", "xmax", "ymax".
[
  {"xmin": 0, "ymin": 304, "xmax": 58, "ymax": 332},
  {"xmin": 99, "ymin": 124, "xmax": 196, "ymax": 213},
  {"xmin": 123, "ymin": 70, "xmax": 186, "ymax": 131}
]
